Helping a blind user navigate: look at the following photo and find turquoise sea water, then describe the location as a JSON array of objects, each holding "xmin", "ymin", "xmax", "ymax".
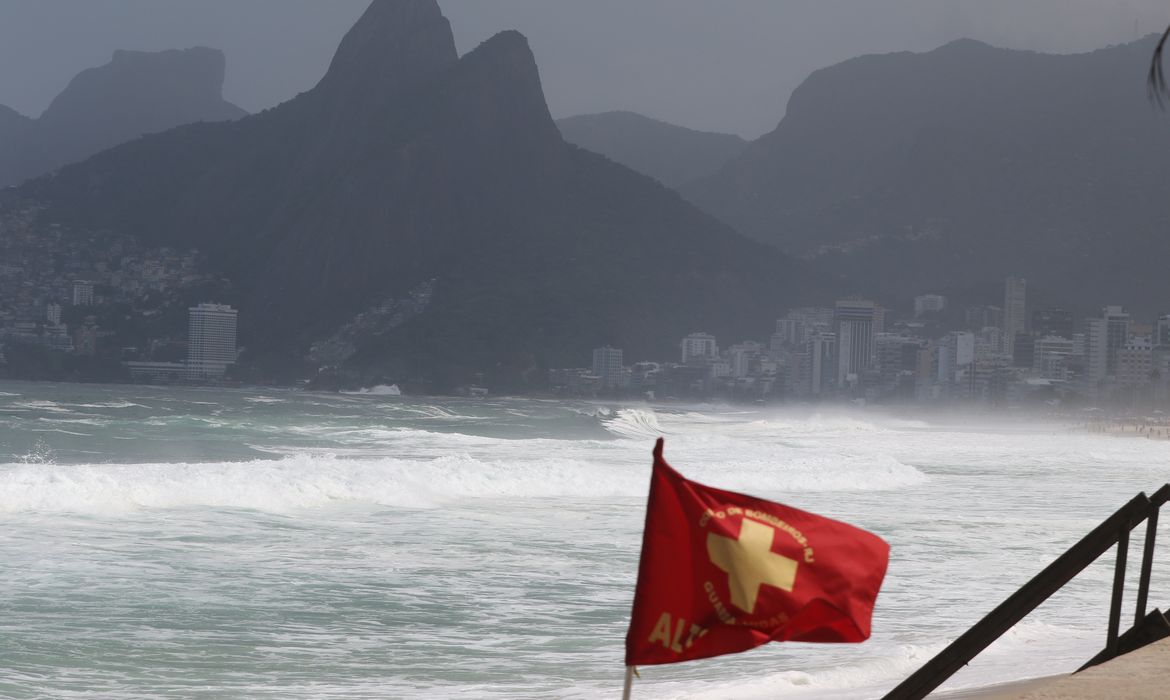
[{"xmin": 0, "ymin": 380, "xmax": 1167, "ymax": 698}]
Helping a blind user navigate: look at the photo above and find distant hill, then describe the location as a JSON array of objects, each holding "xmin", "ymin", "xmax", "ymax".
[
  {"xmin": 0, "ymin": 104, "xmax": 31, "ymax": 138},
  {"xmin": 556, "ymin": 110, "xmax": 746, "ymax": 187},
  {"xmin": 10, "ymin": 0, "xmax": 813, "ymax": 389},
  {"xmin": 0, "ymin": 47, "xmax": 246, "ymax": 187},
  {"xmin": 683, "ymin": 37, "xmax": 1170, "ymax": 312}
]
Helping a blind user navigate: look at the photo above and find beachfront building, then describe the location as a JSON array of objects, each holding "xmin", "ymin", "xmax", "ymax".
[
  {"xmin": 1117, "ymin": 337, "xmax": 1153, "ymax": 389},
  {"xmin": 1103, "ymin": 306, "xmax": 1132, "ymax": 375},
  {"xmin": 680, "ymin": 332, "xmax": 718, "ymax": 364},
  {"xmin": 1003, "ymin": 277, "xmax": 1026, "ymax": 355},
  {"xmin": 1034, "ymin": 335, "xmax": 1075, "ymax": 381},
  {"xmin": 833, "ymin": 299, "xmax": 876, "ymax": 389},
  {"xmin": 802, "ymin": 331, "xmax": 836, "ymax": 397},
  {"xmin": 186, "ymin": 303, "xmax": 238, "ymax": 381},
  {"xmin": 727, "ymin": 341, "xmax": 763, "ymax": 378},
  {"xmin": 936, "ymin": 331, "xmax": 975, "ymax": 386},
  {"xmin": 591, "ymin": 346, "xmax": 625, "ymax": 390}
]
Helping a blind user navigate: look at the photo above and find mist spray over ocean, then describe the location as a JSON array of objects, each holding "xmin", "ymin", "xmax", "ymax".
[{"xmin": 0, "ymin": 380, "xmax": 1166, "ymax": 698}]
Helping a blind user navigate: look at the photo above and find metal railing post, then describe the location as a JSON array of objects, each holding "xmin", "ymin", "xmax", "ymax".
[
  {"xmin": 1135, "ymin": 507, "xmax": 1159, "ymax": 626},
  {"xmin": 1106, "ymin": 526, "xmax": 1129, "ymax": 657},
  {"xmin": 880, "ymin": 491, "xmax": 1155, "ymax": 700}
]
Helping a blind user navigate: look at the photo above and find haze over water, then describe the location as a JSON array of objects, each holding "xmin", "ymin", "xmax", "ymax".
[{"xmin": 1, "ymin": 380, "xmax": 1167, "ymax": 698}]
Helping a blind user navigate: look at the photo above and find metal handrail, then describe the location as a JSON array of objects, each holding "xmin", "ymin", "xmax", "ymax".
[
  {"xmin": 1135, "ymin": 484, "xmax": 1170, "ymax": 624},
  {"xmin": 881, "ymin": 484, "xmax": 1169, "ymax": 700}
]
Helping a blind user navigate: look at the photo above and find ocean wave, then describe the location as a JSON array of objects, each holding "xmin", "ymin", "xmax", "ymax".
[
  {"xmin": 0, "ymin": 454, "xmax": 633, "ymax": 513},
  {"xmin": 602, "ymin": 407, "xmax": 667, "ymax": 439},
  {"xmin": 69, "ymin": 401, "xmax": 147, "ymax": 409},
  {"xmin": 37, "ymin": 416, "xmax": 109, "ymax": 426},
  {"xmin": 12, "ymin": 400, "xmax": 74, "ymax": 413},
  {"xmin": 340, "ymin": 384, "xmax": 401, "ymax": 396},
  {"xmin": 671, "ymin": 450, "xmax": 929, "ymax": 494},
  {"xmin": 0, "ymin": 437, "xmax": 927, "ymax": 514},
  {"xmin": 28, "ymin": 427, "xmax": 93, "ymax": 437}
]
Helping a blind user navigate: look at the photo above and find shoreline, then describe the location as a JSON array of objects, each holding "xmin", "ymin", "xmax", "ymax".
[{"xmin": 1077, "ymin": 417, "xmax": 1170, "ymax": 441}]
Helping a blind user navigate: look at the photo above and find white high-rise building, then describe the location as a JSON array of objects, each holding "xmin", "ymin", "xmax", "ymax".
[
  {"xmin": 1003, "ymin": 277, "xmax": 1026, "ymax": 355},
  {"xmin": 937, "ymin": 331, "xmax": 975, "ymax": 384},
  {"xmin": 186, "ymin": 303, "xmax": 238, "ymax": 380},
  {"xmin": 591, "ymin": 346, "xmax": 624, "ymax": 390},
  {"xmin": 1085, "ymin": 317, "xmax": 1109, "ymax": 389},
  {"xmin": 680, "ymin": 333, "xmax": 718, "ymax": 364},
  {"xmin": 1103, "ymin": 306, "xmax": 1131, "ymax": 375}
]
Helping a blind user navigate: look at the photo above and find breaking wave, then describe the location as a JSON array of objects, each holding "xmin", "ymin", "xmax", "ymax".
[
  {"xmin": 340, "ymin": 384, "xmax": 402, "ymax": 396},
  {"xmin": 0, "ymin": 440, "xmax": 927, "ymax": 514},
  {"xmin": 601, "ymin": 407, "xmax": 667, "ymax": 439}
]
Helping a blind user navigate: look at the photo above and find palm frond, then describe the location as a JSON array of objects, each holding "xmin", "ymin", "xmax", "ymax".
[{"xmin": 1150, "ymin": 24, "xmax": 1170, "ymax": 108}]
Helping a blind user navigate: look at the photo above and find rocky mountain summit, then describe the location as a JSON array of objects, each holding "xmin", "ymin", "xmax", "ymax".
[
  {"xmin": 683, "ymin": 36, "xmax": 1170, "ymax": 311},
  {"xmin": 0, "ymin": 47, "xmax": 245, "ymax": 187}
]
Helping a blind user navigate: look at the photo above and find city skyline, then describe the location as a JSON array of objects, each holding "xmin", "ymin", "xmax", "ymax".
[{"xmin": 550, "ymin": 277, "xmax": 1170, "ymax": 410}]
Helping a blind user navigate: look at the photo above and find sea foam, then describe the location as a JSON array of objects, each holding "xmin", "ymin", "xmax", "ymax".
[{"xmin": 0, "ymin": 440, "xmax": 927, "ymax": 515}]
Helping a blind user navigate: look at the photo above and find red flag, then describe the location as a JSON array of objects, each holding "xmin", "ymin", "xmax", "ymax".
[{"xmin": 625, "ymin": 438, "xmax": 889, "ymax": 666}]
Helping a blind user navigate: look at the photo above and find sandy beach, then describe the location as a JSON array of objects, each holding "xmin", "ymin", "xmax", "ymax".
[
  {"xmin": 929, "ymin": 636, "xmax": 1170, "ymax": 699},
  {"xmin": 1079, "ymin": 417, "xmax": 1170, "ymax": 441}
]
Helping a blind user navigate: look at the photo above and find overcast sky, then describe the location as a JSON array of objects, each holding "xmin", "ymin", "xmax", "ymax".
[{"xmin": 0, "ymin": 1, "xmax": 1167, "ymax": 138}]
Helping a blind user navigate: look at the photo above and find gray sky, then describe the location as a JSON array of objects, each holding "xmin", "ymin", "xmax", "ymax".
[{"xmin": 0, "ymin": 1, "xmax": 1167, "ymax": 138}]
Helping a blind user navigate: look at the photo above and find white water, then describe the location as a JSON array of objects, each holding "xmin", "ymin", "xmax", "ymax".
[
  {"xmin": 0, "ymin": 382, "xmax": 1167, "ymax": 699},
  {"xmin": 341, "ymin": 384, "xmax": 402, "ymax": 396}
]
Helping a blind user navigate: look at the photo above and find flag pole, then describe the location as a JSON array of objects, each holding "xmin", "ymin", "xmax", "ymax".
[{"xmin": 621, "ymin": 666, "xmax": 634, "ymax": 700}]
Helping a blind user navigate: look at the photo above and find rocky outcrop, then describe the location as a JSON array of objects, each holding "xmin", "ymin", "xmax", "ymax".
[{"xmin": 0, "ymin": 46, "xmax": 245, "ymax": 187}]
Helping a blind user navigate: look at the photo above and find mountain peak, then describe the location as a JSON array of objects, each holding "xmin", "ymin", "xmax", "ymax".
[
  {"xmin": 318, "ymin": 0, "xmax": 457, "ymax": 96},
  {"xmin": 41, "ymin": 46, "xmax": 239, "ymax": 127},
  {"xmin": 439, "ymin": 30, "xmax": 559, "ymax": 144},
  {"xmin": 931, "ymin": 37, "xmax": 996, "ymax": 53},
  {"xmin": 0, "ymin": 46, "xmax": 245, "ymax": 187},
  {"xmin": 460, "ymin": 30, "xmax": 541, "ymax": 85}
]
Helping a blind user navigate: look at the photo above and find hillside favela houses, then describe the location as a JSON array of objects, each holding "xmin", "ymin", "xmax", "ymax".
[
  {"xmin": 4, "ymin": 242, "xmax": 1170, "ymax": 409},
  {"xmin": 550, "ymin": 276, "xmax": 1170, "ymax": 411},
  {"xmin": 0, "ymin": 201, "xmax": 241, "ymax": 384},
  {"xmin": 0, "ymin": 210, "xmax": 1165, "ymax": 406}
]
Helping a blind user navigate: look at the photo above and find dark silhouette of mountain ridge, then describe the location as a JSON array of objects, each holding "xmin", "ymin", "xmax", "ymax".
[
  {"xmin": 11, "ymin": 0, "xmax": 811, "ymax": 387},
  {"xmin": 0, "ymin": 46, "xmax": 246, "ymax": 187},
  {"xmin": 682, "ymin": 36, "xmax": 1170, "ymax": 311},
  {"xmin": 556, "ymin": 110, "xmax": 747, "ymax": 187}
]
